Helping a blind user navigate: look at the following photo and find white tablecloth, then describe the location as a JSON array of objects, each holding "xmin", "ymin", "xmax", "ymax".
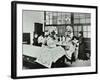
[
  {"xmin": 23, "ymin": 45, "xmax": 66, "ymax": 68},
  {"xmin": 23, "ymin": 44, "xmax": 76, "ymax": 68},
  {"xmin": 35, "ymin": 46, "xmax": 66, "ymax": 68}
]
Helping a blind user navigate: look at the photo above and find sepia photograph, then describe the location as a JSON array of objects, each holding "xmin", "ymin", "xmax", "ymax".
[{"xmin": 11, "ymin": 1, "xmax": 97, "ymax": 79}]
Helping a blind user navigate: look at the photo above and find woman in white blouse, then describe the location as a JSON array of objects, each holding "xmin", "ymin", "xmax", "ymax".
[{"xmin": 36, "ymin": 27, "xmax": 66, "ymax": 68}]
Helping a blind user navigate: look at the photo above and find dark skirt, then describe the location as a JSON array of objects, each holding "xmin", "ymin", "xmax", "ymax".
[{"xmin": 78, "ymin": 43, "xmax": 87, "ymax": 60}]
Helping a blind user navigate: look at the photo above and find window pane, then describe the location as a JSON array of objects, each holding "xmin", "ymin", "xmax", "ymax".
[
  {"xmin": 49, "ymin": 19, "xmax": 52, "ymax": 24},
  {"xmin": 78, "ymin": 26, "xmax": 82, "ymax": 31},
  {"xmin": 85, "ymin": 13, "xmax": 91, "ymax": 18},
  {"xmin": 65, "ymin": 17, "xmax": 71, "ymax": 24},
  {"xmin": 79, "ymin": 13, "xmax": 85, "ymax": 18},
  {"xmin": 74, "ymin": 32, "xmax": 78, "ymax": 37},
  {"xmin": 74, "ymin": 13, "xmax": 80, "ymax": 18},
  {"xmin": 58, "ymin": 26, "xmax": 65, "ymax": 35},
  {"xmin": 74, "ymin": 26, "xmax": 78, "ymax": 31},
  {"xmin": 88, "ymin": 32, "xmax": 91, "ymax": 38},
  {"xmin": 80, "ymin": 18, "xmax": 86, "ymax": 23},
  {"xmin": 46, "ymin": 20, "xmax": 49, "ymax": 24},
  {"xmin": 53, "ymin": 12, "xmax": 57, "ymax": 16},
  {"xmin": 74, "ymin": 19, "xmax": 80, "ymax": 24},
  {"xmin": 58, "ymin": 18, "xmax": 62, "ymax": 24},
  {"xmin": 88, "ymin": 26, "xmax": 91, "ymax": 31},
  {"xmin": 49, "ymin": 12, "xmax": 52, "ymax": 19},
  {"xmin": 83, "ymin": 32, "xmax": 88, "ymax": 38},
  {"xmin": 62, "ymin": 18, "xmax": 65, "ymax": 24},
  {"xmin": 86, "ymin": 18, "xmax": 91, "ymax": 23},
  {"xmin": 46, "ymin": 14, "xmax": 49, "ymax": 20},
  {"xmin": 83, "ymin": 26, "xmax": 88, "ymax": 31},
  {"xmin": 62, "ymin": 13, "xmax": 66, "ymax": 24},
  {"xmin": 57, "ymin": 13, "xmax": 62, "ymax": 24},
  {"xmin": 46, "ymin": 15, "xmax": 49, "ymax": 24},
  {"xmin": 53, "ymin": 19, "xmax": 57, "ymax": 24}
]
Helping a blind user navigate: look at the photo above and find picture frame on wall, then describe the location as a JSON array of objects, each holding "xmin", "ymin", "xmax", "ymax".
[{"xmin": 11, "ymin": 1, "xmax": 98, "ymax": 79}]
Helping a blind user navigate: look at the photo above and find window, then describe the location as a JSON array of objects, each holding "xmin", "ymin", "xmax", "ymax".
[
  {"xmin": 83, "ymin": 26, "xmax": 91, "ymax": 38},
  {"xmin": 73, "ymin": 13, "xmax": 91, "ymax": 38},
  {"xmin": 45, "ymin": 11, "xmax": 71, "ymax": 25},
  {"xmin": 45, "ymin": 11, "xmax": 91, "ymax": 38}
]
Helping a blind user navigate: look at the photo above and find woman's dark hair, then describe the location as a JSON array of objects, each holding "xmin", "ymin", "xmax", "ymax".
[
  {"xmin": 79, "ymin": 31, "xmax": 83, "ymax": 36},
  {"xmin": 51, "ymin": 30, "xmax": 55, "ymax": 35},
  {"xmin": 41, "ymin": 32, "xmax": 44, "ymax": 37},
  {"xmin": 72, "ymin": 36, "xmax": 78, "ymax": 40}
]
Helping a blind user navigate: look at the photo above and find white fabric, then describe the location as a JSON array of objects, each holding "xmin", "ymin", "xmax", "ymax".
[
  {"xmin": 38, "ymin": 36, "xmax": 44, "ymax": 43},
  {"xmin": 65, "ymin": 42, "xmax": 76, "ymax": 60},
  {"xmin": 35, "ymin": 46, "xmax": 66, "ymax": 68},
  {"xmin": 46, "ymin": 36, "xmax": 57, "ymax": 48},
  {"xmin": 23, "ymin": 40, "xmax": 77, "ymax": 68},
  {"xmin": 23, "ymin": 45, "xmax": 66, "ymax": 68}
]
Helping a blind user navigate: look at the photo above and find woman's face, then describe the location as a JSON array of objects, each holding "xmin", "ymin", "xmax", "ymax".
[
  {"xmin": 51, "ymin": 31, "xmax": 55, "ymax": 35},
  {"xmin": 78, "ymin": 33, "xmax": 81, "ymax": 37},
  {"xmin": 34, "ymin": 34, "xmax": 38, "ymax": 38},
  {"xmin": 65, "ymin": 32, "xmax": 67, "ymax": 36}
]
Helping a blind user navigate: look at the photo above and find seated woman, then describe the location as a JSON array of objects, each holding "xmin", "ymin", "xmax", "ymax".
[
  {"xmin": 35, "ymin": 27, "xmax": 66, "ymax": 68},
  {"xmin": 47, "ymin": 29, "xmax": 57, "ymax": 48},
  {"xmin": 33, "ymin": 33, "xmax": 39, "ymax": 46},
  {"xmin": 78, "ymin": 31, "xmax": 87, "ymax": 60},
  {"xmin": 38, "ymin": 32, "xmax": 44, "ymax": 47},
  {"xmin": 71, "ymin": 36, "xmax": 79, "ymax": 61},
  {"xmin": 64, "ymin": 26, "xmax": 77, "ymax": 64}
]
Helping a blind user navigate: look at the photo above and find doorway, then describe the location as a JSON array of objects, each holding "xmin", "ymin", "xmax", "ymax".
[{"xmin": 34, "ymin": 23, "xmax": 43, "ymax": 36}]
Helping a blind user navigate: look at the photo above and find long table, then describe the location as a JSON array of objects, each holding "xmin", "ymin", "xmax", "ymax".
[{"xmin": 23, "ymin": 43, "xmax": 76, "ymax": 68}]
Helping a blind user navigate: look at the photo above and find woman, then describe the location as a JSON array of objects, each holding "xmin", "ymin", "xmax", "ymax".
[
  {"xmin": 64, "ymin": 26, "xmax": 80, "ymax": 64},
  {"xmin": 64, "ymin": 26, "xmax": 74, "ymax": 60},
  {"xmin": 71, "ymin": 36, "xmax": 79, "ymax": 61},
  {"xmin": 35, "ymin": 27, "xmax": 66, "ymax": 68},
  {"xmin": 78, "ymin": 31, "xmax": 86, "ymax": 60},
  {"xmin": 38, "ymin": 32, "xmax": 44, "ymax": 47},
  {"xmin": 33, "ymin": 33, "xmax": 38, "ymax": 46}
]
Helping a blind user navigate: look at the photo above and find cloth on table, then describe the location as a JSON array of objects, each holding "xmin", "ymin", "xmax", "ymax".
[
  {"xmin": 23, "ymin": 45, "xmax": 41, "ymax": 58},
  {"xmin": 35, "ymin": 46, "xmax": 66, "ymax": 68},
  {"xmin": 64, "ymin": 42, "xmax": 76, "ymax": 60}
]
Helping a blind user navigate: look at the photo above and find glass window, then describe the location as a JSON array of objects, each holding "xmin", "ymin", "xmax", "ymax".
[
  {"xmin": 83, "ymin": 26, "xmax": 87, "ymax": 31},
  {"xmin": 49, "ymin": 19, "xmax": 52, "ymax": 24},
  {"xmin": 74, "ymin": 13, "xmax": 80, "ymax": 18},
  {"xmin": 86, "ymin": 18, "xmax": 91, "ymax": 23},
  {"xmin": 83, "ymin": 32, "xmax": 88, "ymax": 38},
  {"xmin": 74, "ymin": 31, "xmax": 78, "ymax": 36},
  {"xmin": 58, "ymin": 18, "xmax": 62, "ymax": 24},
  {"xmin": 78, "ymin": 26, "xmax": 82, "ymax": 31},
  {"xmin": 46, "ymin": 20, "xmax": 49, "ymax": 24},
  {"xmin": 88, "ymin": 32, "xmax": 91, "ymax": 38},
  {"xmin": 80, "ymin": 18, "xmax": 86, "ymax": 23},
  {"xmin": 49, "ymin": 12, "xmax": 52, "ymax": 19},
  {"xmin": 79, "ymin": 13, "xmax": 85, "ymax": 18},
  {"xmin": 88, "ymin": 26, "xmax": 91, "ymax": 31},
  {"xmin": 74, "ymin": 26, "xmax": 78, "ymax": 31},
  {"xmin": 74, "ymin": 19, "xmax": 80, "ymax": 24},
  {"xmin": 53, "ymin": 19, "xmax": 57, "ymax": 24},
  {"xmin": 85, "ymin": 13, "xmax": 91, "ymax": 18},
  {"xmin": 45, "ymin": 11, "xmax": 91, "ymax": 38}
]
